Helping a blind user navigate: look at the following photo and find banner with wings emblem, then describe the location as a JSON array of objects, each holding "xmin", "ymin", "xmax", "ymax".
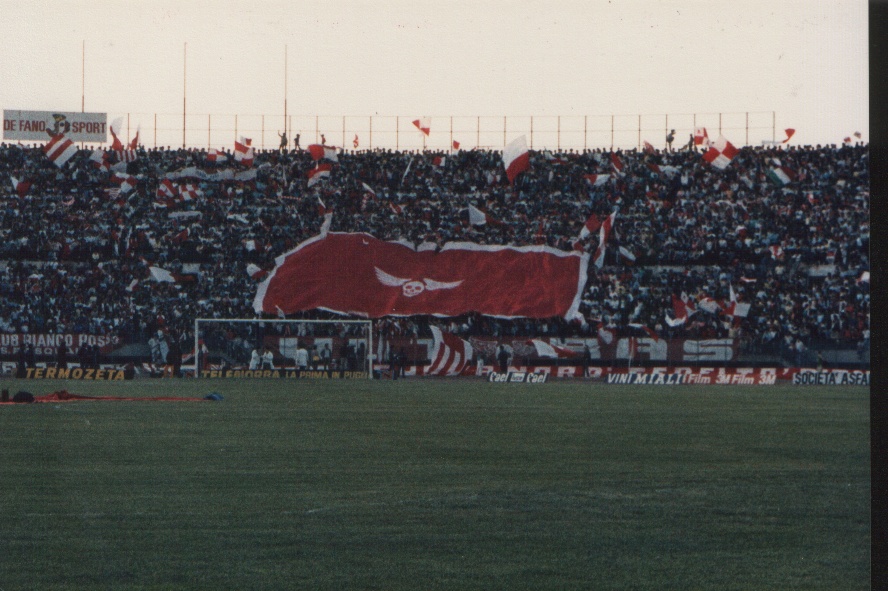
[{"xmin": 254, "ymin": 232, "xmax": 588, "ymax": 319}]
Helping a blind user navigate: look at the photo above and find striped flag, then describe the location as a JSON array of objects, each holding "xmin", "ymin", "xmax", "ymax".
[
  {"xmin": 112, "ymin": 172, "xmax": 137, "ymax": 193},
  {"xmin": 694, "ymin": 127, "xmax": 709, "ymax": 146},
  {"xmin": 578, "ymin": 213, "xmax": 602, "ymax": 239},
  {"xmin": 43, "ymin": 134, "xmax": 78, "ymax": 168},
  {"xmin": 90, "ymin": 149, "xmax": 109, "ymax": 171},
  {"xmin": 583, "ymin": 173, "xmax": 610, "ymax": 187},
  {"xmin": 425, "ymin": 326, "xmax": 473, "ymax": 376},
  {"xmin": 528, "ymin": 339, "xmax": 579, "ymax": 359},
  {"xmin": 234, "ymin": 137, "xmax": 254, "ymax": 166},
  {"xmin": 593, "ymin": 210, "xmax": 617, "ymax": 268},
  {"xmin": 766, "ymin": 166, "xmax": 796, "ymax": 186},
  {"xmin": 246, "ymin": 263, "xmax": 269, "ymax": 280},
  {"xmin": 610, "ymin": 153, "xmax": 624, "ymax": 174},
  {"xmin": 207, "ymin": 149, "xmax": 228, "ymax": 163}
]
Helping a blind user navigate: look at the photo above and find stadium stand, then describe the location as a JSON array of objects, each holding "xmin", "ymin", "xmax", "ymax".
[{"xmin": 0, "ymin": 140, "xmax": 869, "ymax": 370}]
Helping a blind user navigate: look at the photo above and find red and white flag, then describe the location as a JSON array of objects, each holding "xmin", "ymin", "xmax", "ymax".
[
  {"xmin": 10, "ymin": 177, "xmax": 30, "ymax": 198},
  {"xmin": 610, "ymin": 153, "xmax": 624, "ymax": 174},
  {"xmin": 724, "ymin": 284, "xmax": 750, "ymax": 318},
  {"xmin": 583, "ymin": 173, "xmax": 610, "ymax": 187},
  {"xmin": 769, "ymin": 245, "xmax": 784, "ymax": 260},
  {"xmin": 246, "ymin": 263, "xmax": 269, "ymax": 280},
  {"xmin": 646, "ymin": 163, "xmax": 679, "ymax": 176},
  {"xmin": 412, "ymin": 117, "xmax": 431, "ymax": 136},
  {"xmin": 694, "ymin": 127, "xmax": 709, "ymax": 146},
  {"xmin": 361, "ymin": 182, "xmax": 376, "ymax": 196},
  {"xmin": 114, "ymin": 150, "xmax": 138, "ymax": 163},
  {"xmin": 112, "ymin": 172, "xmax": 137, "ymax": 193},
  {"xmin": 528, "ymin": 339, "xmax": 579, "ymax": 359},
  {"xmin": 43, "ymin": 133, "xmax": 78, "ymax": 168},
  {"xmin": 578, "ymin": 213, "xmax": 602, "ymax": 239},
  {"xmin": 353, "ymin": 134, "xmax": 359, "ymax": 148},
  {"xmin": 307, "ymin": 163, "xmax": 333, "ymax": 187},
  {"xmin": 425, "ymin": 326, "xmax": 473, "ymax": 376},
  {"xmin": 234, "ymin": 137, "xmax": 254, "ymax": 166},
  {"xmin": 592, "ymin": 210, "xmax": 617, "ymax": 268},
  {"xmin": 597, "ymin": 324, "xmax": 615, "ymax": 345},
  {"xmin": 157, "ymin": 178, "xmax": 176, "ymax": 199},
  {"xmin": 89, "ymin": 149, "xmax": 109, "ymax": 171},
  {"xmin": 502, "ymin": 135, "xmax": 530, "ymax": 184},
  {"xmin": 643, "ymin": 140, "xmax": 655, "ymax": 153},
  {"xmin": 308, "ymin": 144, "xmax": 339, "ymax": 162},
  {"xmin": 628, "ymin": 323, "xmax": 660, "ymax": 342},
  {"xmin": 109, "ymin": 118, "xmax": 125, "ymax": 150},
  {"xmin": 467, "ymin": 204, "xmax": 499, "ymax": 226},
  {"xmin": 179, "ymin": 183, "xmax": 201, "ymax": 201},
  {"xmin": 128, "ymin": 127, "xmax": 140, "ymax": 150},
  {"xmin": 702, "ymin": 135, "xmax": 739, "ymax": 169},
  {"xmin": 207, "ymin": 149, "xmax": 228, "ymax": 163},
  {"xmin": 618, "ymin": 246, "xmax": 636, "ymax": 263},
  {"xmin": 432, "ymin": 156, "xmax": 446, "ymax": 167},
  {"xmin": 254, "ymin": 233, "xmax": 588, "ymax": 319}
]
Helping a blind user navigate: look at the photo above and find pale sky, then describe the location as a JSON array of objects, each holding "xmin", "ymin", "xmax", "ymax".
[{"xmin": 0, "ymin": 0, "xmax": 869, "ymax": 151}]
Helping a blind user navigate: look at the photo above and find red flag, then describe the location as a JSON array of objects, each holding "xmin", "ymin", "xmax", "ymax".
[
  {"xmin": 207, "ymin": 149, "xmax": 228, "ymax": 163},
  {"xmin": 452, "ymin": 140, "xmax": 461, "ymax": 150},
  {"xmin": 502, "ymin": 136, "xmax": 529, "ymax": 184},
  {"xmin": 426, "ymin": 326, "xmax": 473, "ymax": 376},
  {"xmin": 10, "ymin": 177, "xmax": 31, "ymax": 198},
  {"xmin": 643, "ymin": 140, "xmax": 655, "ymax": 153},
  {"xmin": 432, "ymin": 156, "xmax": 446, "ymax": 167},
  {"xmin": 702, "ymin": 135, "xmax": 739, "ymax": 169},
  {"xmin": 610, "ymin": 153, "xmax": 624, "ymax": 174},
  {"xmin": 694, "ymin": 127, "xmax": 709, "ymax": 146},
  {"xmin": 128, "ymin": 128, "xmax": 140, "ymax": 150},
  {"xmin": 782, "ymin": 128, "xmax": 795, "ymax": 143},
  {"xmin": 308, "ymin": 144, "xmax": 338, "ymax": 162},
  {"xmin": 254, "ymin": 233, "xmax": 588, "ymax": 319},
  {"xmin": 109, "ymin": 124, "xmax": 124, "ymax": 151},
  {"xmin": 629, "ymin": 323, "xmax": 659, "ymax": 342},
  {"xmin": 528, "ymin": 339, "xmax": 579, "ymax": 358},
  {"xmin": 592, "ymin": 210, "xmax": 617, "ymax": 268},
  {"xmin": 412, "ymin": 117, "xmax": 431, "ymax": 136},
  {"xmin": 583, "ymin": 173, "xmax": 610, "ymax": 187},
  {"xmin": 353, "ymin": 134, "xmax": 359, "ymax": 148},
  {"xmin": 578, "ymin": 213, "xmax": 602, "ymax": 239}
]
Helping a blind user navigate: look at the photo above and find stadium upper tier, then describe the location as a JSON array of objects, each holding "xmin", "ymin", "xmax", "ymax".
[{"xmin": 0, "ymin": 142, "xmax": 869, "ymax": 351}]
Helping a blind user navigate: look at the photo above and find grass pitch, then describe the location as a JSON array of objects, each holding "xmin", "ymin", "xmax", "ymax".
[{"xmin": 0, "ymin": 378, "xmax": 870, "ymax": 590}]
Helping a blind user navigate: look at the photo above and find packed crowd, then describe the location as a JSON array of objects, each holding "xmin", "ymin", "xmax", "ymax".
[{"xmin": 0, "ymin": 138, "xmax": 869, "ymax": 363}]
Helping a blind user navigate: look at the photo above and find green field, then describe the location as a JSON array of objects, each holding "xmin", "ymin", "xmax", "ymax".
[{"xmin": 0, "ymin": 379, "xmax": 870, "ymax": 590}]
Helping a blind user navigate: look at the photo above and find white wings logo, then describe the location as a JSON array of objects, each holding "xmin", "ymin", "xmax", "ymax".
[{"xmin": 374, "ymin": 267, "xmax": 463, "ymax": 298}]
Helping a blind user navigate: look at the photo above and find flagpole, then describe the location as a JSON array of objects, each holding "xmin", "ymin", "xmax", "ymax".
[
  {"xmin": 284, "ymin": 45, "xmax": 288, "ymax": 146},
  {"xmin": 183, "ymin": 42, "xmax": 187, "ymax": 149},
  {"xmin": 81, "ymin": 40, "xmax": 85, "ymax": 113}
]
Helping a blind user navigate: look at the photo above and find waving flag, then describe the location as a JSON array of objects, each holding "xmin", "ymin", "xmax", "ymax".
[
  {"xmin": 179, "ymin": 183, "xmax": 201, "ymax": 201},
  {"xmin": 109, "ymin": 118, "xmax": 124, "ymax": 150},
  {"xmin": 782, "ymin": 128, "xmax": 796, "ymax": 143},
  {"xmin": 432, "ymin": 156, "xmax": 446, "ymax": 167},
  {"xmin": 308, "ymin": 144, "xmax": 339, "ymax": 162},
  {"xmin": 207, "ymin": 149, "xmax": 228, "ymax": 163},
  {"xmin": 234, "ymin": 137, "xmax": 254, "ymax": 166},
  {"xmin": 702, "ymin": 135, "xmax": 739, "ymax": 169},
  {"xmin": 766, "ymin": 166, "xmax": 796, "ymax": 186},
  {"xmin": 425, "ymin": 326, "xmax": 473, "ymax": 376},
  {"xmin": 578, "ymin": 213, "xmax": 602, "ymax": 239},
  {"xmin": 646, "ymin": 163, "xmax": 679, "ymax": 176},
  {"xmin": 10, "ymin": 177, "xmax": 31, "ymax": 198},
  {"xmin": 112, "ymin": 173, "xmax": 137, "ymax": 193},
  {"xmin": 592, "ymin": 210, "xmax": 617, "ymax": 268},
  {"xmin": 246, "ymin": 263, "xmax": 269, "ymax": 280},
  {"xmin": 610, "ymin": 153, "xmax": 624, "ymax": 174},
  {"xmin": 43, "ymin": 133, "xmax": 78, "ymax": 168},
  {"xmin": 643, "ymin": 140, "xmax": 655, "ymax": 153},
  {"xmin": 467, "ymin": 204, "xmax": 500, "ymax": 226},
  {"xmin": 452, "ymin": 140, "xmax": 461, "ymax": 150},
  {"xmin": 89, "ymin": 149, "xmax": 109, "ymax": 171},
  {"xmin": 694, "ymin": 127, "xmax": 709, "ymax": 146},
  {"xmin": 412, "ymin": 117, "xmax": 431, "ymax": 136},
  {"xmin": 157, "ymin": 178, "xmax": 176, "ymax": 199},
  {"xmin": 128, "ymin": 127, "xmax": 140, "ymax": 150},
  {"xmin": 353, "ymin": 134, "xmax": 359, "ymax": 148},
  {"xmin": 583, "ymin": 173, "xmax": 610, "ymax": 187},
  {"xmin": 254, "ymin": 233, "xmax": 588, "ymax": 319},
  {"xmin": 502, "ymin": 135, "xmax": 530, "ymax": 184},
  {"xmin": 597, "ymin": 324, "xmax": 615, "ymax": 345},
  {"xmin": 307, "ymin": 163, "xmax": 333, "ymax": 187},
  {"xmin": 361, "ymin": 182, "xmax": 376, "ymax": 196},
  {"xmin": 528, "ymin": 339, "xmax": 579, "ymax": 359}
]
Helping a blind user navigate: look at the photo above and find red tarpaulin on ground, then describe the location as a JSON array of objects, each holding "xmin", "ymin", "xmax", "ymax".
[{"xmin": 254, "ymin": 233, "xmax": 588, "ymax": 319}]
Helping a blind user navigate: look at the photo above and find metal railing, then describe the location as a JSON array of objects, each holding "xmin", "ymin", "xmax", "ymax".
[{"xmin": 103, "ymin": 111, "xmax": 777, "ymax": 152}]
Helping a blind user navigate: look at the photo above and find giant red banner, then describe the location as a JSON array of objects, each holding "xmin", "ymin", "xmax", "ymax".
[{"xmin": 254, "ymin": 233, "xmax": 588, "ymax": 319}]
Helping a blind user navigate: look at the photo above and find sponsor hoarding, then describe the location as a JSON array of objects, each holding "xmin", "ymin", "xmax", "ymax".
[{"xmin": 3, "ymin": 110, "xmax": 107, "ymax": 142}]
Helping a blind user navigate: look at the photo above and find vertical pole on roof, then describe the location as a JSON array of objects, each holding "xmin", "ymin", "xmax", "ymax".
[
  {"xmin": 183, "ymin": 42, "xmax": 187, "ymax": 149},
  {"xmin": 315, "ymin": 115, "xmax": 318, "ymax": 145},
  {"xmin": 557, "ymin": 115, "xmax": 561, "ymax": 151},
  {"xmin": 81, "ymin": 40, "xmax": 85, "ymax": 114},
  {"xmin": 745, "ymin": 112, "xmax": 749, "ymax": 146},
  {"xmin": 450, "ymin": 116, "xmax": 453, "ymax": 152},
  {"xmin": 637, "ymin": 114, "xmax": 641, "ymax": 151},
  {"xmin": 154, "ymin": 113, "xmax": 157, "ymax": 149},
  {"xmin": 127, "ymin": 113, "xmax": 130, "ymax": 145},
  {"xmin": 665, "ymin": 114, "xmax": 668, "ymax": 149},
  {"xmin": 396, "ymin": 117, "xmax": 399, "ymax": 151},
  {"xmin": 530, "ymin": 116, "xmax": 533, "ymax": 150},
  {"xmin": 261, "ymin": 115, "xmax": 265, "ymax": 150},
  {"xmin": 503, "ymin": 116, "xmax": 507, "ymax": 148},
  {"xmin": 342, "ymin": 116, "xmax": 345, "ymax": 150},
  {"xmin": 476, "ymin": 116, "xmax": 480, "ymax": 149},
  {"xmin": 772, "ymin": 111, "xmax": 776, "ymax": 143},
  {"xmin": 610, "ymin": 115, "xmax": 614, "ymax": 150},
  {"xmin": 718, "ymin": 112, "xmax": 722, "ymax": 136},
  {"xmin": 283, "ymin": 45, "xmax": 287, "ymax": 145},
  {"xmin": 584, "ymin": 115, "xmax": 587, "ymax": 151},
  {"xmin": 208, "ymin": 114, "xmax": 211, "ymax": 149},
  {"xmin": 234, "ymin": 114, "xmax": 237, "ymax": 144},
  {"xmin": 369, "ymin": 116, "xmax": 372, "ymax": 149}
]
